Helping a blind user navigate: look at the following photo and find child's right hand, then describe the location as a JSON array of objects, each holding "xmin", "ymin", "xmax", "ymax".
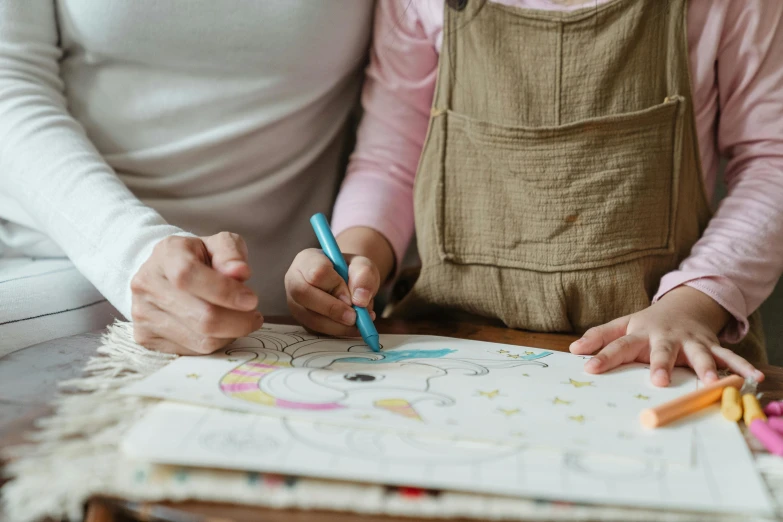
[{"xmin": 285, "ymin": 248, "xmax": 380, "ymax": 336}]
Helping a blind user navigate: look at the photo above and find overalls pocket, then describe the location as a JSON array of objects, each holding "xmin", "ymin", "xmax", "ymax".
[{"xmin": 435, "ymin": 97, "xmax": 685, "ymax": 272}]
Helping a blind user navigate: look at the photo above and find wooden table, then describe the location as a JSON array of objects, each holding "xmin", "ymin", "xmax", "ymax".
[{"xmin": 5, "ymin": 317, "xmax": 783, "ymax": 522}]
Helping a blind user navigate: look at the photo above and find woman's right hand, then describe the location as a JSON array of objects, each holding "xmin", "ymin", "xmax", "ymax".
[
  {"xmin": 285, "ymin": 249, "xmax": 380, "ymax": 336},
  {"xmin": 130, "ymin": 232, "xmax": 264, "ymax": 355}
]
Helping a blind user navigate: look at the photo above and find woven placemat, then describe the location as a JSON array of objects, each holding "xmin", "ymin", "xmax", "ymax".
[{"xmin": 2, "ymin": 321, "xmax": 781, "ymax": 522}]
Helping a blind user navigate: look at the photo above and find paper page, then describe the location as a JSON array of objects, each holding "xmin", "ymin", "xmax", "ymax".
[
  {"xmin": 122, "ymin": 402, "xmax": 775, "ymax": 516},
  {"xmin": 122, "ymin": 323, "xmax": 696, "ymax": 462}
]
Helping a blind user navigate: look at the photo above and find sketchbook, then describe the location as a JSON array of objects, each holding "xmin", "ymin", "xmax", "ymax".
[
  {"xmin": 122, "ymin": 401, "xmax": 775, "ymax": 516},
  {"xmin": 122, "ymin": 324, "xmax": 697, "ymax": 462}
]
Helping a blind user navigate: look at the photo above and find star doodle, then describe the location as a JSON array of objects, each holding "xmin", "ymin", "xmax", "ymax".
[
  {"xmin": 525, "ymin": 351, "xmax": 536, "ymax": 356},
  {"xmin": 568, "ymin": 415, "xmax": 586, "ymax": 424},
  {"xmin": 497, "ymin": 349, "xmax": 510, "ymax": 355},
  {"xmin": 522, "ymin": 373, "xmax": 530, "ymax": 377},
  {"xmin": 477, "ymin": 389, "xmax": 501, "ymax": 399},
  {"xmin": 186, "ymin": 373, "xmax": 200, "ymax": 379},
  {"xmin": 564, "ymin": 378, "xmax": 594, "ymax": 388},
  {"xmin": 552, "ymin": 397, "xmax": 572, "ymax": 406},
  {"xmin": 498, "ymin": 408, "xmax": 521, "ymax": 417},
  {"xmin": 634, "ymin": 394, "xmax": 650, "ymax": 400},
  {"xmin": 506, "ymin": 354, "xmax": 521, "ymax": 359}
]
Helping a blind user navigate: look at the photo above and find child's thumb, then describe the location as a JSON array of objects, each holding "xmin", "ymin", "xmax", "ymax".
[{"xmin": 347, "ymin": 257, "xmax": 380, "ymax": 308}]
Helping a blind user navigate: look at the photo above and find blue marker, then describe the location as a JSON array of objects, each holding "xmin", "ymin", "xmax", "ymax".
[{"xmin": 310, "ymin": 213, "xmax": 381, "ymax": 352}]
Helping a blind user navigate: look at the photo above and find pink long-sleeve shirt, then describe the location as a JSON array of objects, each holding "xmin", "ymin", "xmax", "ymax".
[{"xmin": 332, "ymin": 0, "xmax": 783, "ymax": 341}]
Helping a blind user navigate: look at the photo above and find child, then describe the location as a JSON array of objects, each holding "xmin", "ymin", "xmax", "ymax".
[{"xmin": 285, "ymin": 0, "xmax": 783, "ymax": 387}]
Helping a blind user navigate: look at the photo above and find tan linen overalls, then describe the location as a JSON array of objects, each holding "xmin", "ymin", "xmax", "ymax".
[{"xmin": 395, "ymin": 0, "xmax": 766, "ymax": 363}]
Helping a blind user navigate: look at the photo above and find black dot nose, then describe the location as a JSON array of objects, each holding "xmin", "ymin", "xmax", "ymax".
[{"xmin": 344, "ymin": 373, "xmax": 376, "ymax": 382}]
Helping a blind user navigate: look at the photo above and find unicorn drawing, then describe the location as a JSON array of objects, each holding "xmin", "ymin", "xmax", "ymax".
[{"xmin": 219, "ymin": 328, "xmax": 551, "ymax": 421}]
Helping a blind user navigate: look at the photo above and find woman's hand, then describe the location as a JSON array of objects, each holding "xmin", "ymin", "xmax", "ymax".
[
  {"xmin": 130, "ymin": 232, "xmax": 264, "ymax": 355},
  {"xmin": 285, "ymin": 249, "xmax": 380, "ymax": 336},
  {"xmin": 569, "ymin": 286, "xmax": 764, "ymax": 386}
]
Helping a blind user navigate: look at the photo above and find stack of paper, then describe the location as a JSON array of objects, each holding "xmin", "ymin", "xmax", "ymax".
[{"xmin": 121, "ymin": 324, "xmax": 775, "ymax": 516}]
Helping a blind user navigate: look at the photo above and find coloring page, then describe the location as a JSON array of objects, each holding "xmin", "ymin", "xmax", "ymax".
[
  {"xmin": 122, "ymin": 323, "xmax": 697, "ymax": 462},
  {"xmin": 122, "ymin": 402, "xmax": 774, "ymax": 516}
]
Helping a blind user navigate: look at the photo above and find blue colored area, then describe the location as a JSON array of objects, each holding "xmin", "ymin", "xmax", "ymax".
[
  {"xmin": 341, "ymin": 348, "xmax": 457, "ymax": 364},
  {"xmin": 521, "ymin": 351, "xmax": 552, "ymax": 360}
]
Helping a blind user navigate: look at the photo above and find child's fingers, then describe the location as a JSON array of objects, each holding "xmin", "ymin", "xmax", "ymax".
[
  {"xmin": 682, "ymin": 341, "xmax": 718, "ymax": 383},
  {"xmin": 306, "ymin": 256, "xmax": 352, "ymax": 301},
  {"xmin": 346, "ymin": 256, "xmax": 380, "ymax": 307},
  {"xmin": 710, "ymin": 345, "xmax": 765, "ymax": 382},
  {"xmin": 285, "ymin": 251, "xmax": 356, "ymax": 326},
  {"xmin": 293, "ymin": 282, "xmax": 356, "ymax": 326},
  {"xmin": 649, "ymin": 339, "xmax": 680, "ymax": 387},
  {"xmin": 584, "ymin": 334, "xmax": 646, "ymax": 374},
  {"xmin": 291, "ymin": 249, "xmax": 352, "ymax": 301},
  {"xmin": 287, "ymin": 250, "xmax": 351, "ymax": 302},
  {"xmin": 288, "ymin": 300, "xmax": 359, "ymax": 337},
  {"xmin": 570, "ymin": 315, "xmax": 630, "ymax": 354}
]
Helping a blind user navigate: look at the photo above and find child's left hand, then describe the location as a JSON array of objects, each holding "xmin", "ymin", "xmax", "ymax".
[{"xmin": 569, "ymin": 286, "xmax": 764, "ymax": 387}]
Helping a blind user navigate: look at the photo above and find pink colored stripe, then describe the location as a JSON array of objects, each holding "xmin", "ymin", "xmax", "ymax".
[
  {"xmin": 229, "ymin": 369, "xmax": 268, "ymax": 377},
  {"xmin": 275, "ymin": 399, "xmax": 343, "ymax": 411},
  {"xmin": 221, "ymin": 382, "xmax": 259, "ymax": 392},
  {"xmin": 247, "ymin": 362, "xmax": 277, "ymax": 369}
]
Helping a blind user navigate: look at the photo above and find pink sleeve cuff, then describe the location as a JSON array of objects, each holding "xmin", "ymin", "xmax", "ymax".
[
  {"xmin": 653, "ymin": 271, "xmax": 749, "ymax": 343},
  {"xmin": 331, "ymin": 174, "xmax": 415, "ymax": 275}
]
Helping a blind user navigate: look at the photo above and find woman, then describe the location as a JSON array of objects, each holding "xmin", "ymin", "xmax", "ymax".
[{"xmin": 0, "ymin": 1, "xmax": 373, "ymax": 356}]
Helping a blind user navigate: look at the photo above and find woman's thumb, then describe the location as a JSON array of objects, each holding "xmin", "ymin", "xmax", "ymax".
[{"xmin": 203, "ymin": 232, "xmax": 251, "ymax": 281}]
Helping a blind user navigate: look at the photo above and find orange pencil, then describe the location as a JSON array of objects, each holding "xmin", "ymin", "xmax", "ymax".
[{"xmin": 640, "ymin": 374, "xmax": 744, "ymax": 429}]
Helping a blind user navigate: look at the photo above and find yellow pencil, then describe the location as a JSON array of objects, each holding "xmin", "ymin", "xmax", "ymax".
[
  {"xmin": 720, "ymin": 386, "xmax": 742, "ymax": 422},
  {"xmin": 743, "ymin": 393, "xmax": 766, "ymax": 426}
]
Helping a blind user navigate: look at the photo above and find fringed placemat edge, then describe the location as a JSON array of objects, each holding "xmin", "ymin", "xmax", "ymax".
[{"xmin": 1, "ymin": 321, "xmax": 777, "ymax": 522}]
